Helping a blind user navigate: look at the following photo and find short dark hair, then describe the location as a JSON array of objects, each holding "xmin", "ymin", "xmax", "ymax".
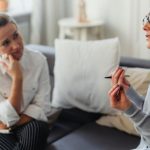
[{"xmin": 0, "ymin": 13, "xmax": 17, "ymax": 27}]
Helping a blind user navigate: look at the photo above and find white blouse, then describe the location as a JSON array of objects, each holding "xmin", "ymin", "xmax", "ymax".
[{"xmin": 0, "ymin": 48, "xmax": 51, "ymax": 127}]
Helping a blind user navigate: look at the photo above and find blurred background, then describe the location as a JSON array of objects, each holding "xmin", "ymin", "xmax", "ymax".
[{"xmin": 3, "ymin": 0, "xmax": 150, "ymax": 59}]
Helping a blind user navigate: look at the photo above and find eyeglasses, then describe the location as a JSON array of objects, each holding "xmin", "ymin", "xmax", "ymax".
[{"xmin": 143, "ymin": 12, "xmax": 150, "ymax": 25}]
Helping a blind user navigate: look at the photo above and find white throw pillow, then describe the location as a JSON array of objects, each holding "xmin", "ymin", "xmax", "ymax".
[
  {"xmin": 96, "ymin": 67, "xmax": 150, "ymax": 136},
  {"xmin": 52, "ymin": 38, "xmax": 120, "ymax": 113}
]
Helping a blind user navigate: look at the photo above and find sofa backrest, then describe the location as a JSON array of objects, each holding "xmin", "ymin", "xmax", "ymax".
[
  {"xmin": 26, "ymin": 44, "xmax": 150, "ymax": 78},
  {"xmin": 120, "ymin": 56, "xmax": 150, "ymax": 69}
]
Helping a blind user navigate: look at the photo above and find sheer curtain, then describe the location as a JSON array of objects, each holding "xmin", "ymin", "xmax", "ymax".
[
  {"xmin": 84, "ymin": 0, "xmax": 150, "ymax": 58},
  {"xmin": 31, "ymin": 0, "xmax": 66, "ymax": 46}
]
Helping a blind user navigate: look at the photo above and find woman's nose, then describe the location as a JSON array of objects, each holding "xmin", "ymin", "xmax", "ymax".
[
  {"xmin": 10, "ymin": 42, "xmax": 19, "ymax": 52},
  {"xmin": 143, "ymin": 24, "xmax": 147, "ymax": 31},
  {"xmin": 143, "ymin": 23, "xmax": 150, "ymax": 31}
]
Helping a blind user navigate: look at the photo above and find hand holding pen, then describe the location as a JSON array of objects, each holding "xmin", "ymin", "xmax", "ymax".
[
  {"xmin": 108, "ymin": 84, "xmax": 131, "ymax": 110},
  {"xmin": 105, "ymin": 67, "xmax": 130, "ymax": 91},
  {"xmin": 108, "ymin": 67, "xmax": 132, "ymax": 111}
]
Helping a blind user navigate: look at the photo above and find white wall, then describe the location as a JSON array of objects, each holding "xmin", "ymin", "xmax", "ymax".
[
  {"xmin": 9, "ymin": 0, "xmax": 32, "ymax": 12},
  {"xmin": 71, "ymin": 0, "xmax": 150, "ymax": 59}
]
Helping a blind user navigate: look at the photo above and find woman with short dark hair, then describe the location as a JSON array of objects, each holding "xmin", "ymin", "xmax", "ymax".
[{"xmin": 0, "ymin": 14, "xmax": 51, "ymax": 150}]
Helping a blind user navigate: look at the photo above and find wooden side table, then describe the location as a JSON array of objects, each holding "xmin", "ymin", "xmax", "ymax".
[{"xmin": 58, "ymin": 18, "xmax": 104, "ymax": 41}]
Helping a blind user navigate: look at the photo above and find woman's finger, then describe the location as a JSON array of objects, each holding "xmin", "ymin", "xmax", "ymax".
[
  {"xmin": 108, "ymin": 84, "xmax": 119, "ymax": 95},
  {"xmin": 0, "ymin": 61, "xmax": 8, "ymax": 68},
  {"xmin": 108, "ymin": 84, "xmax": 120, "ymax": 96},
  {"xmin": 118, "ymin": 70, "xmax": 125, "ymax": 84},
  {"xmin": 109, "ymin": 86, "xmax": 121, "ymax": 105},
  {"xmin": 110, "ymin": 85, "xmax": 121, "ymax": 98},
  {"xmin": 112, "ymin": 68, "xmax": 124, "ymax": 85},
  {"xmin": 8, "ymin": 55, "xmax": 14, "ymax": 63}
]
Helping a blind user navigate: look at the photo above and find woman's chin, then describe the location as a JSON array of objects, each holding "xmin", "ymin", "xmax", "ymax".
[
  {"xmin": 146, "ymin": 43, "xmax": 150, "ymax": 49},
  {"xmin": 13, "ymin": 55, "xmax": 22, "ymax": 61}
]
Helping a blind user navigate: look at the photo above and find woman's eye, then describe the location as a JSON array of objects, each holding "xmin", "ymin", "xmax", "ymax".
[
  {"xmin": 13, "ymin": 32, "xmax": 19, "ymax": 39},
  {"xmin": 2, "ymin": 40, "xmax": 10, "ymax": 47}
]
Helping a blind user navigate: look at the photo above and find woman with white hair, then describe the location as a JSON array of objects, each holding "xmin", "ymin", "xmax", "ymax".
[{"xmin": 109, "ymin": 12, "xmax": 150, "ymax": 150}]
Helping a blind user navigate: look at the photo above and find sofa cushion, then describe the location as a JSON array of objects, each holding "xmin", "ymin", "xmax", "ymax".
[
  {"xmin": 48, "ymin": 122, "xmax": 140, "ymax": 150},
  {"xmin": 52, "ymin": 38, "xmax": 120, "ymax": 114},
  {"xmin": 47, "ymin": 108, "xmax": 101, "ymax": 144}
]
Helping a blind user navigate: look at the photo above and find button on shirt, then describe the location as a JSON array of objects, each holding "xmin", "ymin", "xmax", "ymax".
[{"xmin": 0, "ymin": 48, "xmax": 51, "ymax": 127}]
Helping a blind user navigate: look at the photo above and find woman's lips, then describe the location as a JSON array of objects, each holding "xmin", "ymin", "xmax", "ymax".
[
  {"xmin": 12, "ymin": 53, "xmax": 22, "ymax": 60},
  {"xmin": 12, "ymin": 48, "xmax": 23, "ymax": 60},
  {"xmin": 146, "ymin": 35, "xmax": 150, "ymax": 40}
]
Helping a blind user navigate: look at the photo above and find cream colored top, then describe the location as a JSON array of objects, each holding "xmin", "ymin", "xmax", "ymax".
[{"xmin": 0, "ymin": 48, "xmax": 51, "ymax": 127}]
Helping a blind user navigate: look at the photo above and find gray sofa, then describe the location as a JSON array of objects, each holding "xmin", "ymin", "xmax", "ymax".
[{"xmin": 26, "ymin": 44, "xmax": 150, "ymax": 150}]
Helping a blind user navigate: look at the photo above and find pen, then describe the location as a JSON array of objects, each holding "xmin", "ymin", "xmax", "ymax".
[{"xmin": 104, "ymin": 75, "xmax": 130, "ymax": 79}]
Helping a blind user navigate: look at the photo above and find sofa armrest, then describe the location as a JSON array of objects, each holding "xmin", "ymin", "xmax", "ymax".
[{"xmin": 120, "ymin": 56, "xmax": 150, "ymax": 69}]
